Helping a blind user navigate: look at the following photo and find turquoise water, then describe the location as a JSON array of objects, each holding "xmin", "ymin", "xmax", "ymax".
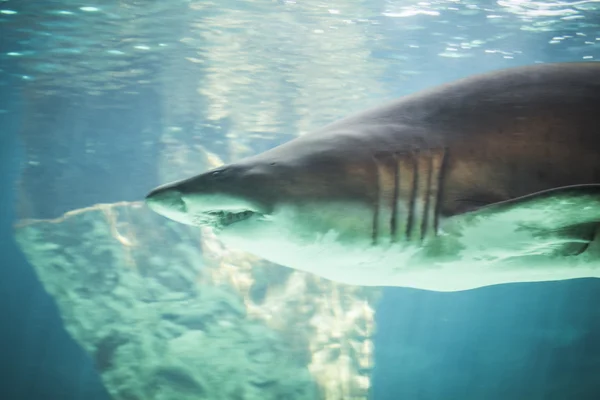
[{"xmin": 2, "ymin": 1, "xmax": 600, "ymax": 399}]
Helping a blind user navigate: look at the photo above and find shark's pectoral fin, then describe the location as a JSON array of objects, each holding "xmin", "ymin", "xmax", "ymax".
[{"xmin": 441, "ymin": 184, "xmax": 600, "ymax": 259}]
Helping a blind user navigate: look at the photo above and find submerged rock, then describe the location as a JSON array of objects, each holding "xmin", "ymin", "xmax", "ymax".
[{"xmin": 14, "ymin": 201, "xmax": 379, "ymax": 400}]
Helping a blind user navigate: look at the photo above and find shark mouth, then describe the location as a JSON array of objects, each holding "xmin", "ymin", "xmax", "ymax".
[{"xmin": 192, "ymin": 209, "xmax": 258, "ymax": 228}]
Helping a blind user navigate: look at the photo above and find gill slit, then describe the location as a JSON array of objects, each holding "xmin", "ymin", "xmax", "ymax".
[
  {"xmin": 372, "ymin": 158, "xmax": 380, "ymax": 245},
  {"xmin": 373, "ymin": 148, "xmax": 447, "ymax": 245},
  {"xmin": 390, "ymin": 155, "xmax": 400, "ymax": 243},
  {"xmin": 405, "ymin": 153, "xmax": 418, "ymax": 241},
  {"xmin": 420, "ymin": 153, "xmax": 434, "ymax": 241},
  {"xmin": 373, "ymin": 152, "xmax": 397, "ymax": 245},
  {"xmin": 434, "ymin": 149, "xmax": 449, "ymax": 234}
]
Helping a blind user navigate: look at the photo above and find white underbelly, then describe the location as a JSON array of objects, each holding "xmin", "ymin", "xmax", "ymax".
[
  {"xmin": 299, "ymin": 252, "xmax": 600, "ymax": 292},
  {"xmin": 220, "ymin": 230, "xmax": 600, "ymax": 292}
]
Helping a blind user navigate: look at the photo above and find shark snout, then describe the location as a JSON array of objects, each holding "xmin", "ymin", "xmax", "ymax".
[
  {"xmin": 145, "ymin": 163, "xmax": 280, "ymax": 227},
  {"xmin": 145, "ymin": 185, "xmax": 187, "ymax": 221}
]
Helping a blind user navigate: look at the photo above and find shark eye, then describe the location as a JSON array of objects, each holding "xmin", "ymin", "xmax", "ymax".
[{"xmin": 210, "ymin": 168, "xmax": 228, "ymax": 179}]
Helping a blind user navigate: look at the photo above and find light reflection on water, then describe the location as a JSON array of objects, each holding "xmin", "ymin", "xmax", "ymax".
[
  {"xmin": 1, "ymin": 0, "xmax": 598, "ymax": 163},
  {"xmin": 1, "ymin": 0, "xmax": 598, "ymax": 160}
]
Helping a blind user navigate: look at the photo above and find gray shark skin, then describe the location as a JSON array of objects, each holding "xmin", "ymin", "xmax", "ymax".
[{"xmin": 146, "ymin": 62, "xmax": 600, "ymax": 291}]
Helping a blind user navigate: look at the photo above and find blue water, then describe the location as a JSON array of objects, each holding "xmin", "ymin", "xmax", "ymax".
[
  {"xmin": 0, "ymin": 87, "xmax": 109, "ymax": 399},
  {"xmin": 2, "ymin": 1, "xmax": 600, "ymax": 399},
  {"xmin": 373, "ymin": 282, "xmax": 600, "ymax": 399}
]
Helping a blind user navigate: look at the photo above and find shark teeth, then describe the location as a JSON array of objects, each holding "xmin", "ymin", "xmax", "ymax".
[{"xmin": 192, "ymin": 210, "xmax": 257, "ymax": 228}]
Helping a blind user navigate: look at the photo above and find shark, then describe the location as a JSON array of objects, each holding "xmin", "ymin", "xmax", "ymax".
[{"xmin": 146, "ymin": 62, "xmax": 600, "ymax": 292}]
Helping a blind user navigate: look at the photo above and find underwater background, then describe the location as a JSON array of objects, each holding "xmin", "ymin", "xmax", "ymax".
[{"xmin": 1, "ymin": 0, "xmax": 600, "ymax": 399}]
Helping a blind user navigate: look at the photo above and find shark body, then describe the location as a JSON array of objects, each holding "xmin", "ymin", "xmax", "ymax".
[{"xmin": 147, "ymin": 62, "xmax": 600, "ymax": 291}]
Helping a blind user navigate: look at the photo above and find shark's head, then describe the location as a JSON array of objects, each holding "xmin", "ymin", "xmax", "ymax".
[
  {"xmin": 146, "ymin": 162, "xmax": 275, "ymax": 230},
  {"xmin": 145, "ymin": 136, "xmax": 394, "ymax": 280}
]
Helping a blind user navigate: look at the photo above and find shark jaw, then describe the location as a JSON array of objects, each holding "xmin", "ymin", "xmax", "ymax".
[
  {"xmin": 189, "ymin": 209, "xmax": 258, "ymax": 230},
  {"xmin": 145, "ymin": 183, "xmax": 267, "ymax": 230}
]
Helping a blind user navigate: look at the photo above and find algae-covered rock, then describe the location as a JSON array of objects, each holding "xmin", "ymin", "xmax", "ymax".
[{"xmin": 15, "ymin": 202, "xmax": 379, "ymax": 400}]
